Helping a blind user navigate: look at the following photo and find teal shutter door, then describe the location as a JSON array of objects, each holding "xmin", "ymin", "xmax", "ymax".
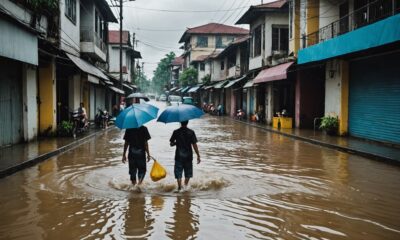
[{"xmin": 349, "ymin": 52, "xmax": 400, "ymax": 144}]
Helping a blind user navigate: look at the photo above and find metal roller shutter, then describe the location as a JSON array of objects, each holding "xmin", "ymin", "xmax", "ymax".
[
  {"xmin": 0, "ymin": 58, "xmax": 23, "ymax": 147},
  {"xmin": 349, "ymin": 52, "xmax": 400, "ymax": 144}
]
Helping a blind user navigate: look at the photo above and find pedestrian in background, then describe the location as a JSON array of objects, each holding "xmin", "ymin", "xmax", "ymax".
[
  {"xmin": 170, "ymin": 120, "xmax": 201, "ymax": 192},
  {"xmin": 122, "ymin": 126, "xmax": 152, "ymax": 187}
]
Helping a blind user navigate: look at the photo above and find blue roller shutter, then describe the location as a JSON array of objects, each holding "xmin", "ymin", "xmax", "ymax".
[{"xmin": 349, "ymin": 52, "xmax": 400, "ymax": 144}]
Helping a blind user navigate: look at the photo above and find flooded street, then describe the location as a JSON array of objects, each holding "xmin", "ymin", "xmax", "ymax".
[{"xmin": 1, "ymin": 102, "xmax": 400, "ymax": 240}]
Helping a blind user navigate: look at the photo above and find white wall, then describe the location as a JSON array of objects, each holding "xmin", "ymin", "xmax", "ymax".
[
  {"xmin": 60, "ymin": 0, "xmax": 81, "ymax": 55},
  {"xmin": 22, "ymin": 64, "xmax": 38, "ymax": 141},
  {"xmin": 324, "ymin": 59, "xmax": 341, "ymax": 115},
  {"xmin": 300, "ymin": 0, "xmax": 307, "ymax": 48}
]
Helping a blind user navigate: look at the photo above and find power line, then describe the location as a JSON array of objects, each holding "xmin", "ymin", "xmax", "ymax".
[{"xmin": 112, "ymin": 5, "xmax": 252, "ymax": 13}]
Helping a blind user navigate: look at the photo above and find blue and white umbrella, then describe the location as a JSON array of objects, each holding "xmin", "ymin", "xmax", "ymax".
[
  {"xmin": 116, "ymin": 103, "xmax": 159, "ymax": 129},
  {"xmin": 157, "ymin": 104, "xmax": 204, "ymax": 123}
]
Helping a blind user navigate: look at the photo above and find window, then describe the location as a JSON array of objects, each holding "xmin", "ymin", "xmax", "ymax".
[
  {"xmin": 272, "ymin": 26, "xmax": 289, "ymax": 52},
  {"xmin": 95, "ymin": 11, "xmax": 98, "ymax": 33},
  {"xmin": 216, "ymin": 36, "xmax": 223, "ymax": 48},
  {"xmin": 220, "ymin": 61, "xmax": 224, "ymax": 70},
  {"xmin": 200, "ymin": 63, "xmax": 205, "ymax": 71},
  {"xmin": 253, "ymin": 25, "xmax": 262, "ymax": 57},
  {"xmin": 65, "ymin": 0, "xmax": 76, "ymax": 24},
  {"xmin": 196, "ymin": 36, "xmax": 208, "ymax": 47}
]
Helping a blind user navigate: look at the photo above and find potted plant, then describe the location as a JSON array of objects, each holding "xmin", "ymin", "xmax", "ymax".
[
  {"xmin": 319, "ymin": 115, "xmax": 339, "ymax": 135},
  {"xmin": 57, "ymin": 121, "xmax": 73, "ymax": 137}
]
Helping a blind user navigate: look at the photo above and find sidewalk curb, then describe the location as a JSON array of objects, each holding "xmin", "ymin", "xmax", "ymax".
[
  {"xmin": 231, "ymin": 118, "xmax": 400, "ymax": 165},
  {"xmin": 0, "ymin": 127, "xmax": 115, "ymax": 179}
]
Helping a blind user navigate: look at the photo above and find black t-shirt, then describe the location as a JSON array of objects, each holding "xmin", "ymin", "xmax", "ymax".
[
  {"xmin": 124, "ymin": 126, "xmax": 151, "ymax": 150},
  {"xmin": 170, "ymin": 127, "xmax": 197, "ymax": 160}
]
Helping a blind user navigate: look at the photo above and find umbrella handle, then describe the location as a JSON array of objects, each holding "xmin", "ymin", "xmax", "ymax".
[{"xmin": 149, "ymin": 155, "xmax": 157, "ymax": 162}]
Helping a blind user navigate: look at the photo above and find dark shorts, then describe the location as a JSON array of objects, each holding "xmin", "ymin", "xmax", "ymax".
[
  {"xmin": 128, "ymin": 156, "xmax": 146, "ymax": 182},
  {"xmin": 174, "ymin": 159, "xmax": 193, "ymax": 179}
]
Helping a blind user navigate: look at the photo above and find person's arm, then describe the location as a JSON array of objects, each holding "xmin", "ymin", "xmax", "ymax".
[
  {"xmin": 145, "ymin": 141, "xmax": 151, "ymax": 162},
  {"xmin": 170, "ymin": 131, "xmax": 176, "ymax": 146},
  {"xmin": 192, "ymin": 143, "xmax": 201, "ymax": 164},
  {"xmin": 122, "ymin": 141, "xmax": 129, "ymax": 163}
]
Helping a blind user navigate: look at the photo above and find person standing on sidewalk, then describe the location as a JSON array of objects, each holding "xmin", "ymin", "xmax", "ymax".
[
  {"xmin": 122, "ymin": 126, "xmax": 151, "ymax": 186},
  {"xmin": 170, "ymin": 120, "xmax": 201, "ymax": 192}
]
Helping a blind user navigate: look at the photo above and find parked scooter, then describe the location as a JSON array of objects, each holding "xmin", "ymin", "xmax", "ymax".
[
  {"xmin": 70, "ymin": 109, "xmax": 88, "ymax": 138},
  {"xmin": 95, "ymin": 108, "xmax": 109, "ymax": 129}
]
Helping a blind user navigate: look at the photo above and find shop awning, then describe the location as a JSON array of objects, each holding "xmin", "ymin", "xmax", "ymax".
[
  {"xmin": 123, "ymin": 83, "xmax": 133, "ymax": 90},
  {"xmin": 101, "ymin": 79, "xmax": 113, "ymax": 85},
  {"xmin": 243, "ymin": 80, "xmax": 254, "ymax": 88},
  {"xmin": 88, "ymin": 75, "xmax": 100, "ymax": 84},
  {"xmin": 109, "ymin": 86, "xmax": 125, "ymax": 94},
  {"xmin": 66, "ymin": 53, "xmax": 110, "ymax": 81},
  {"xmin": 188, "ymin": 85, "xmax": 202, "ymax": 93},
  {"xmin": 170, "ymin": 87, "xmax": 179, "ymax": 92},
  {"xmin": 181, "ymin": 86, "xmax": 191, "ymax": 93},
  {"xmin": 224, "ymin": 75, "xmax": 246, "ymax": 88},
  {"xmin": 213, "ymin": 80, "xmax": 229, "ymax": 89},
  {"xmin": 176, "ymin": 87, "xmax": 182, "ymax": 92},
  {"xmin": 254, "ymin": 62, "xmax": 294, "ymax": 84}
]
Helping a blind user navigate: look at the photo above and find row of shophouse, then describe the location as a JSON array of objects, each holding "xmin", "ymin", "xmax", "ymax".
[
  {"xmin": 0, "ymin": 0, "xmax": 141, "ymax": 147},
  {"xmin": 171, "ymin": 0, "xmax": 400, "ymax": 146}
]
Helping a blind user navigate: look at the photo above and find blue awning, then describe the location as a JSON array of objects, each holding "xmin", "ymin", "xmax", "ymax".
[
  {"xmin": 224, "ymin": 75, "xmax": 246, "ymax": 88},
  {"xmin": 298, "ymin": 14, "xmax": 400, "ymax": 64}
]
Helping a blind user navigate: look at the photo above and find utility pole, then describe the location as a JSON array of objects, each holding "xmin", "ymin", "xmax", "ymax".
[{"xmin": 119, "ymin": 0, "xmax": 123, "ymax": 90}]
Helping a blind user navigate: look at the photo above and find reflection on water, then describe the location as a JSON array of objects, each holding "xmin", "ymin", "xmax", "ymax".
[{"xmin": 0, "ymin": 101, "xmax": 400, "ymax": 239}]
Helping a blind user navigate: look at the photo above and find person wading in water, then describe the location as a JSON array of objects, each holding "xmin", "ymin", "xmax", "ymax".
[
  {"xmin": 170, "ymin": 120, "xmax": 201, "ymax": 192},
  {"xmin": 122, "ymin": 126, "xmax": 151, "ymax": 188}
]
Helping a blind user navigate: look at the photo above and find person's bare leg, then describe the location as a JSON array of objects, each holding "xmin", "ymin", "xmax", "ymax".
[
  {"xmin": 184, "ymin": 178, "xmax": 190, "ymax": 186},
  {"xmin": 177, "ymin": 178, "xmax": 182, "ymax": 190}
]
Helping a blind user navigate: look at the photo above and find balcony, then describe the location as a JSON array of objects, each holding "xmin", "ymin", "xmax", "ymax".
[
  {"xmin": 306, "ymin": 0, "xmax": 400, "ymax": 47},
  {"xmin": 80, "ymin": 27, "xmax": 107, "ymax": 62},
  {"xmin": 298, "ymin": 0, "xmax": 400, "ymax": 64}
]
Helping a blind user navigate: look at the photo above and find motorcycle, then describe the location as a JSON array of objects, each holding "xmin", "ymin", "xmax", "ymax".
[
  {"xmin": 70, "ymin": 110, "xmax": 88, "ymax": 138},
  {"xmin": 95, "ymin": 108, "xmax": 109, "ymax": 129}
]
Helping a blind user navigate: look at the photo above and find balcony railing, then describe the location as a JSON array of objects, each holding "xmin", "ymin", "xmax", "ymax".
[
  {"xmin": 80, "ymin": 27, "xmax": 107, "ymax": 53},
  {"xmin": 306, "ymin": 0, "xmax": 400, "ymax": 47}
]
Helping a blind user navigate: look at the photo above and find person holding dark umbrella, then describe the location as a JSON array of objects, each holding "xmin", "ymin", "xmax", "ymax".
[
  {"xmin": 158, "ymin": 104, "xmax": 204, "ymax": 192},
  {"xmin": 170, "ymin": 121, "xmax": 201, "ymax": 192}
]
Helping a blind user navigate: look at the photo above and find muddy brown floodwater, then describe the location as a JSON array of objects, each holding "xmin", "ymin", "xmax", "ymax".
[{"xmin": 0, "ymin": 101, "xmax": 400, "ymax": 239}]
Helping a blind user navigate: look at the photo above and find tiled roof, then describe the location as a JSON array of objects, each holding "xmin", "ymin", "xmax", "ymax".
[
  {"xmin": 179, "ymin": 23, "xmax": 249, "ymax": 43},
  {"xmin": 171, "ymin": 56, "xmax": 184, "ymax": 65},
  {"xmin": 236, "ymin": 0, "xmax": 288, "ymax": 24},
  {"xmin": 193, "ymin": 55, "xmax": 210, "ymax": 62},
  {"xmin": 108, "ymin": 30, "xmax": 130, "ymax": 44},
  {"xmin": 255, "ymin": 0, "xmax": 287, "ymax": 9}
]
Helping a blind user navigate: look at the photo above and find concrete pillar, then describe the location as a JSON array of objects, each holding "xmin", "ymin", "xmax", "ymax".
[
  {"xmin": 38, "ymin": 58, "xmax": 57, "ymax": 135},
  {"xmin": 339, "ymin": 61, "xmax": 349, "ymax": 135},
  {"xmin": 22, "ymin": 63, "xmax": 38, "ymax": 141},
  {"xmin": 266, "ymin": 84, "xmax": 273, "ymax": 124},
  {"xmin": 69, "ymin": 73, "xmax": 81, "ymax": 110}
]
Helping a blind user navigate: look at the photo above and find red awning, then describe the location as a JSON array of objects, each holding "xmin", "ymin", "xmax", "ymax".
[{"xmin": 253, "ymin": 62, "xmax": 294, "ymax": 83}]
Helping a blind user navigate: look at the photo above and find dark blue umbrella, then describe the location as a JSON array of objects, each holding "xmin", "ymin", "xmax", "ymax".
[
  {"xmin": 157, "ymin": 104, "xmax": 204, "ymax": 123},
  {"xmin": 116, "ymin": 103, "xmax": 159, "ymax": 129}
]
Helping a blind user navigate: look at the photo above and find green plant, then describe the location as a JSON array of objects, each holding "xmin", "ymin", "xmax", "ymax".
[
  {"xmin": 319, "ymin": 116, "xmax": 339, "ymax": 135},
  {"xmin": 201, "ymin": 74, "xmax": 211, "ymax": 84},
  {"xmin": 57, "ymin": 120, "xmax": 73, "ymax": 137},
  {"xmin": 179, "ymin": 67, "xmax": 198, "ymax": 86}
]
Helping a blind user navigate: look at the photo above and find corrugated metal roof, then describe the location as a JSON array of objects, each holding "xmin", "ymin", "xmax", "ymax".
[
  {"xmin": 179, "ymin": 23, "xmax": 249, "ymax": 43},
  {"xmin": 66, "ymin": 53, "xmax": 109, "ymax": 80}
]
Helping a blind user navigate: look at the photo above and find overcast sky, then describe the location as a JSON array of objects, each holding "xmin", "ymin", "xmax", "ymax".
[{"xmin": 107, "ymin": 0, "xmax": 269, "ymax": 79}]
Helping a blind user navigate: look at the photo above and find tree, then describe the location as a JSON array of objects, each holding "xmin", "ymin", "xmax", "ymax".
[
  {"xmin": 201, "ymin": 74, "xmax": 211, "ymax": 84},
  {"xmin": 179, "ymin": 67, "xmax": 198, "ymax": 87},
  {"xmin": 152, "ymin": 52, "xmax": 176, "ymax": 93},
  {"xmin": 135, "ymin": 72, "xmax": 150, "ymax": 93}
]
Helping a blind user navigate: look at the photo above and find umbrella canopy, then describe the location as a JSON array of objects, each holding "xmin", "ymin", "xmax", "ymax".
[
  {"xmin": 157, "ymin": 104, "xmax": 204, "ymax": 123},
  {"xmin": 116, "ymin": 103, "xmax": 159, "ymax": 129},
  {"xmin": 126, "ymin": 92, "xmax": 150, "ymax": 102}
]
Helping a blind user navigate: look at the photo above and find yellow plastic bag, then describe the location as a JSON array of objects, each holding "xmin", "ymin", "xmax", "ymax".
[{"xmin": 150, "ymin": 160, "xmax": 166, "ymax": 182}]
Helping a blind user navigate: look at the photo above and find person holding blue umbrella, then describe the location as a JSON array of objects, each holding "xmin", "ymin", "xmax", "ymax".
[
  {"xmin": 158, "ymin": 104, "xmax": 203, "ymax": 192},
  {"xmin": 117, "ymin": 104, "xmax": 159, "ymax": 187}
]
